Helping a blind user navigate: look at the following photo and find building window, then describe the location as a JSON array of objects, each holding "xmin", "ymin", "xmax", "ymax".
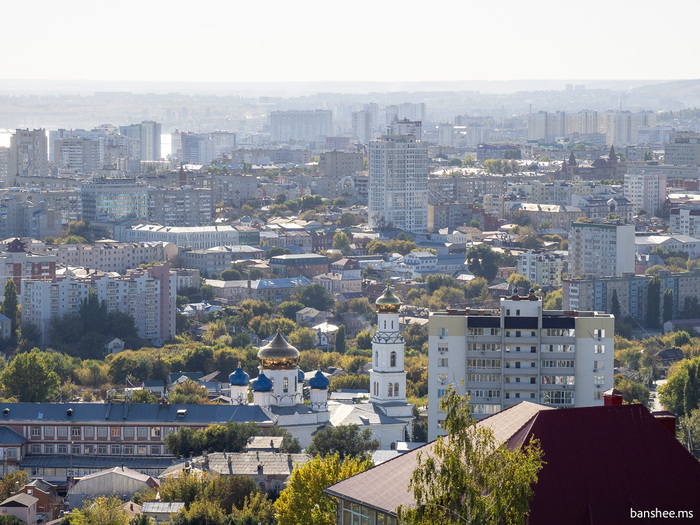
[
  {"xmin": 97, "ymin": 445, "xmax": 107, "ymax": 455},
  {"xmin": 437, "ymin": 358, "xmax": 448, "ymax": 368},
  {"xmin": 390, "ymin": 352, "xmax": 396, "ymax": 367},
  {"xmin": 72, "ymin": 445, "xmax": 80, "ymax": 455},
  {"xmin": 438, "ymin": 327, "xmax": 448, "ymax": 338},
  {"xmin": 31, "ymin": 427, "xmax": 40, "ymax": 437},
  {"xmin": 283, "ymin": 377, "xmax": 289, "ymax": 393},
  {"xmin": 44, "ymin": 426, "xmax": 54, "ymax": 437},
  {"xmin": 388, "ymin": 383, "xmax": 393, "ymax": 397},
  {"xmin": 57, "ymin": 445, "xmax": 67, "ymax": 455},
  {"xmin": 45, "ymin": 445, "xmax": 54, "ymax": 454},
  {"xmin": 111, "ymin": 427, "xmax": 121, "ymax": 438},
  {"xmin": 594, "ymin": 344, "xmax": 605, "ymax": 353},
  {"xmin": 98, "ymin": 427, "xmax": 107, "ymax": 438},
  {"xmin": 58, "ymin": 427, "xmax": 68, "ymax": 437},
  {"xmin": 124, "ymin": 427, "xmax": 134, "ymax": 438},
  {"xmin": 124, "ymin": 446, "xmax": 134, "ymax": 455},
  {"xmin": 84, "ymin": 445, "xmax": 93, "ymax": 454},
  {"xmin": 31, "ymin": 444, "xmax": 41, "ymax": 454},
  {"xmin": 111, "ymin": 445, "xmax": 121, "ymax": 455},
  {"xmin": 594, "ymin": 375, "xmax": 605, "ymax": 385},
  {"xmin": 138, "ymin": 427, "xmax": 148, "ymax": 438},
  {"xmin": 72, "ymin": 427, "xmax": 81, "ymax": 437},
  {"xmin": 138, "ymin": 446, "xmax": 147, "ymax": 455},
  {"xmin": 151, "ymin": 445, "xmax": 160, "ymax": 455},
  {"xmin": 593, "ymin": 360, "xmax": 605, "ymax": 370},
  {"xmin": 151, "ymin": 428, "xmax": 161, "ymax": 438},
  {"xmin": 593, "ymin": 329, "xmax": 605, "ymax": 338},
  {"xmin": 394, "ymin": 384, "xmax": 399, "ymax": 397},
  {"xmin": 83, "ymin": 427, "xmax": 92, "ymax": 437}
]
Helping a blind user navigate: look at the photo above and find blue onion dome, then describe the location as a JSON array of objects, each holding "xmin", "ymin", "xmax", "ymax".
[
  {"xmin": 309, "ymin": 370, "xmax": 330, "ymax": 390},
  {"xmin": 258, "ymin": 330, "xmax": 300, "ymax": 370},
  {"xmin": 229, "ymin": 363, "xmax": 250, "ymax": 387},
  {"xmin": 251, "ymin": 373, "xmax": 273, "ymax": 392},
  {"xmin": 298, "ymin": 369, "xmax": 305, "ymax": 383}
]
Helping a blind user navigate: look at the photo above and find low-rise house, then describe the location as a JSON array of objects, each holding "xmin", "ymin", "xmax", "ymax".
[
  {"xmin": 141, "ymin": 501, "xmax": 184, "ymax": 523},
  {"xmin": 0, "ymin": 493, "xmax": 38, "ymax": 524},
  {"xmin": 106, "ymin": 338, "xmax": 125, "ymax": 354},
  {"xmin": 16, "ymin": 479, "xmax": 61, "ymax": 521},
  {"xmin": 313, "ymin": 321, "xmax": 339, "ymax": 350},
  {"xmin": 67, "ymin": 466, "xmax": 159, "ymax": 509},
  {"xmin": 159, "ymin": 451, "xmax": 312, "ymax": 494}
]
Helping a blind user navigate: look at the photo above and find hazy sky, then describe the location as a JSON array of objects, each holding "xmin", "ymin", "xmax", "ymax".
[{"xmin": 3, "ymin": 0, "xmax": 696, "ymax": 83}]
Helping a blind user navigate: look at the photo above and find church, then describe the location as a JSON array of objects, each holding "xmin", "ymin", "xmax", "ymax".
[{"xmin": 232, "ymin": 285, "xmax": 415, "ymax": 449}]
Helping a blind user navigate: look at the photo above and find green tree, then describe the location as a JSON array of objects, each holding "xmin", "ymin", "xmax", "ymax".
[
  {"xmin": 645, "ymin": 275, "xmax": 661, "ymax": 328},
  {"xmin": 543, "ymin": 289, "xmax": 562, "ymax": 310},
  {"xmin": 334, "ymin": 325, "xmax": 346, "ymax": 353},
  {"xmin": 659, "ymin": 356, "xmax": 700, "ymax": 417},
  {"xmin": 396, "ymin": 385, "xmax": 544, "ymax": 525},
  {"xmin": 679, "ymin": 406, "xmax": 700, "ymax": 459},
  {"xmin": 0, "ymin": 349, "xmax": 60, "ymax": 402},
  {"xmin": 65, "ymin": 495, "xmax": 129, "ymax": 525},
  {"xmin": 355, "ymin": 329, "xmax": 373, "ymax": 350},
  {"xmin": 466, "ymin": 245, "xmax": 500, "ymax": 282},
  {"xmin": 131, "ymin": 389, "xmax": 158, "ymax": 403},
  {"xmin": 611, "ymin": 289, "xmax": 621, "ymax": 322},
  {"xmin": 463, "ymin": 155, "xmax": 476, "ymax": 167},
  {"xmin": 292, "ymin": 284, "xmax": 335, "ymax": 311},
  {"xmin": 1, "ymin": 278, "xmax": 18, "ymax": 335},
  {"xmin": 0, "ymin": 470, "xmax": 29, "ymax": 501},
  {"xmin": 426, "ymin": 274, "xmax": 455, "ymax": 293},
  {"xmin": 275, "ymin": 454, "xmax": 373, "ymax": 525},
  {"xmin": 613, "ymin": 374, "xmax": 650, "ymax": 406},
  {"xmin": 220, "ymin": 269, "xmax": 243, "ymax": 281},
  {"xmin": 170, "ymin": 380, "xmax": 210, "ymax": 405},
  {"xmin": 507, "ymin": 273, "xmax": 533, "ymax": 291},
  {"xmin": 663, "ymin": 288, "xmax": 674, "ymax": 323},
  {"xmin": 79, "ymin": 289, "xmax": 108, "ymax": 336},
  {"xmin": 277, "ymin": 301, "xmax": 305, "ymax": 320},
  {"xmin": 332, "ymin": 232, "xmax": 351, "ymax": 255},
  {"xmin": 306, "ymin": 425, "xmax": 379, "ymax": 460},
  {"xmin": 366, "ymin": 240, "xmax": 389, "ymax": 255},
  {"xmin": 266, "ymin": 247, "xmax": 292, "ymax": 259},
  {"xmin": 338, "ymin": 212, "xmax": 360, "ymax": 227},
  {"xmin": 159, "ymin": 471, "xmax": 211, "ymax": 510},
  {"xmin": 288, "ymin": 327, "xmax": 317, "ymax": 351}
]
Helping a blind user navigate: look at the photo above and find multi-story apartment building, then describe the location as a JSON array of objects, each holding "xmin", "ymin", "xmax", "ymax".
[
  {"xmin": 269, "ymin": 254, "xmax": 329, "ymax": 278},
  {"xmin": 516, "ymin": 251, "xmax": 565, "ymax": 287},
  {"xmin": 147, "ymin": 187, "xmax": 213, "ymax": 227},
  {"xmin": 427, "ymin": 293, "xmax": 614, "ymax": 440},
  {"xmin": 119, "ymin": 121, "xmax": 161, "ymax": 162},
  {"xmin": 43, "ymin": 242, "xmax": 177, "ymax": 274},
  {"xmin": 369, "ymin": 133, "xmax": 428, "ymax": 233},
  {"xmin": 22, "ymin": 262, "xmax": 176, "ymax": 345},
  {"xmin": 211, "ymin": 174, "xmax": 258, "ymax": 207},
  {"xmin": 623, "ymin": 172, "xmax": 667, "ymax": 214},
  {"xmin": 0, "ymin": 147, "xmax": 9, "ymax": 187},
  {"xmin": 506, "ymin": 203, "xmax": 583, "ymax": 230},
  {"xmin": 53, "ymin": 138, "xmax": 100, "ymax": 175},
  {"xmin": 180, "ymin": 133, "xmax": 215, "ymax": 165},
  {"xmin": 270, "ymin": 110, "xmax": 332, "ymax": 143},
  {"xmin": 81, "ymin": 180, "xmax": 148, "ymax": 223},
  {"xmin": 0, "ymin": 239, "xmax": 56, "ymax": 300},
  {"xmin": 670, "ymin": 206, "xmax": 700, "ymax": 237},
  {"xmin": 319, "ymin": 151, "xmax": 364, "ymax": 178},
  {"xmin": 563, "ymin": 270, "xmax": 700, "ymax": 322},
  {"xmin": 568, "ymin": 220, "xmax": 635, "ymax": 279},
  {"xmin": 114, "ymin": 223, "xmax": 239, "ymax": 250},
  {"xmin": 205, "ymin": 277, "xmax": 311, "ymax": 304},
  {"xmin": 664, "ymin": 132, "xmax": 700, "ymax": 166},
  {"xmin": 351, "ymin": 110, "xmax": 373, "ymax": 144},
  {"xmin": 8, "ymin": 129, "xmax": 48, "ymax": 185}
]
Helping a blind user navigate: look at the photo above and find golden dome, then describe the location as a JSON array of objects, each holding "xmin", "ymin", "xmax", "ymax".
[
  {"xmin": 375, "ymin": 286, "xmax": 402, "ymax": 313},
  {"xmin": 258, "ymin": 330, "xmax": 300, "ymax": 370}
]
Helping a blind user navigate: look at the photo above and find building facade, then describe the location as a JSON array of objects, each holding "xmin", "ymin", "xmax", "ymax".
[
  {"xmin": 568, "ymin": 220, "xmax": 635, "ymax": 279},
  {"xmin": 427, "ymin": 293, "xmax": 614, "ymax": 440},
  {"xmin": 516, "ymin": 251, "xmax": 565, "ymax": 287},
  {"xmin": 368, "ymin": 134, "xmax": 428, "ymax": 233}
]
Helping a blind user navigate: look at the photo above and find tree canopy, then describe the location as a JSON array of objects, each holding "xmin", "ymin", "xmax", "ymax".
[
  {"xmin": 306, "ymin": 425, "xmax": 379, "ymax": 460},
  {"xmin": 0, "ymin": 349, "xmax": 60, "ymax": 402},
  {"xmin": 396, "ymin": 385, "xmax": 544, "ymax": 525}
]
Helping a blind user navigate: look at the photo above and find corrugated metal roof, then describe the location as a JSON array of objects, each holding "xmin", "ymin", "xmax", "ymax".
[
  {"xmin": 0, "ymin": 403, "xmax": 273, "ymax": 425},
  {"xmin": 326, "ymin": 403, "xmax": 700, "ymax": 524},
  {"xmin": 141, "ymin": 501, "xmax": 185, "ymax": 513},
  {"xmin": 0, "ymin": 425, "xmax": 28, "ymax": 444}
]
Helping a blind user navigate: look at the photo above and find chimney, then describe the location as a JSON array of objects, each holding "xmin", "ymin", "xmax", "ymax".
[
  {"xmin": 653, "ymin": 411, "xmax": 677, "ymax": 438},
  {"xmin": 603, "ymin": 388, "xmax": 623, "ymax": 406}
]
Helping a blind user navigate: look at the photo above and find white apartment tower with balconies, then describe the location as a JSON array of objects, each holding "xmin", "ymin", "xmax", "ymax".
[
  {"xmin": 368, "ymin": 133, "xmax": 428, "ymax": 233},
  {"xmin": 427, "ymin": 292, "xmax": 614, "ymax": 441}
]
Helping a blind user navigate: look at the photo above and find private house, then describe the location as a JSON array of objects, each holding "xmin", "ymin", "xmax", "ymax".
[
  {"xmin": 67, "ymin": 466, "xmax": 159, "ymax": 509},
  {"xmin": 0, "ymin": 493, "xmax": 38, "ymax": 524}
]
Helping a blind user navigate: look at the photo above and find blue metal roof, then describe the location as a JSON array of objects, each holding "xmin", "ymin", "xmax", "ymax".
[
  {"xmin": 0, "ymin": 425, "xmax": 27, "ymax": 444},
  {"xmin": 0, "ymin": 403, "xmax": 273, "ymax": 425}
]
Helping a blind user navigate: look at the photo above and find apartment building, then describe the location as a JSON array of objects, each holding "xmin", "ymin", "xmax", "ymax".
[
  {"xmin": 115, "ymin": 223, "xmax": 239, "ymax": 250},
  {"xmin": 562, "ymin": 270, "xmax": 700, "ymax": 322},
  {"xmin": 664, "ymin": 132, "xmax": 700, "ymax": 166},
  {"xmin": 21, "ymin": 263, "xmax": 176, "ymax": 345},
  {"xmin": 43, "ymin": 241, "xmax": 177, "ymax": 274},
  {"xmin": 623, "ymin": 173, "xmax": 667, "ymax": 214},
  {"xmin": 147, "ymin": 187, "xmax": 213, "ymax": 227},
  {"xmin": 516, "ymin": 251, "xmax": 565, "ymax": 287},
  {"xmin": 670, "ymin": 206, "xmax": 700, "ymax": 237},
  {"xmin": 270, "ymin": 110, "xmax": 332, "ymax": 142},
  {"xmin": 427, "ymin": 293, "xmax": 614, "ymax": 440},
  {"xmin": 568, "ymin": 220, "xmax": 635, "ymax": 279},
  {"xmin": 368, "ymin": 133, "xmax": 428, "ymax": 233}
]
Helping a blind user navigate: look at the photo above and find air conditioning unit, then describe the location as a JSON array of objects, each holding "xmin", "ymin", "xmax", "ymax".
[{"xmin": 593, "ymin": 369, "xmax": 597, "ymax": 372}]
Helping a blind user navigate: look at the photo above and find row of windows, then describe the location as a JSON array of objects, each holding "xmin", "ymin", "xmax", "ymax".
[
  {"xmin": 467, "ymin": 327, "xmax": 500, "ymax": 336},
  {"xmin": 30, "ymin": 426, "xmax": 176, "ymax": 438},
  {"xmin": 468, "ymin": 389, "xmax": 501, "ymax": 398},
  {"xmin": 542, "ymin": 375, "xmax": 575, "ymax": 385},
  {"xmin": 542, "ymin": 360, "xmax": 575, "ymax": 368},
  {"xmin": 467, "ymin": 343, "xmax": 501, "ymax": 351},
  {"xmin": 373, "ymin": 382, "xmax": 401, "ymax": 397},
  {"xmin": 467, "ymin": 359, "xmax": 501, "ymax": 369},
  {"xmin": 30, "ymin": 443, "xmax": 162, "ymax": 455}
]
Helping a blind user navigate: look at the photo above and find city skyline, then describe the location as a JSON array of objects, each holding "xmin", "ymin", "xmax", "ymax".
[{"xmin": 3, "ymin": 0, "xmax": 698, "ymax": 85}]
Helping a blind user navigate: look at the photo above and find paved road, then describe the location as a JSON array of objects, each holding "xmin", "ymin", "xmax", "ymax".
[{"xmin": 650, "ymin": 379, "xmax": 667, "ymax": 411}]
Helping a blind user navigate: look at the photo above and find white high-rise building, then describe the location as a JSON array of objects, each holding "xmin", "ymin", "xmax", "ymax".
[
  {"xmin": 368, "ymin": 133, "xmax": 428, "ymax": 233},
  {"xmin": 568, "ymin": 220, "xmax": 635, "ymax": 279},
  {"xmin": 119, "ymin": 121, "xmax": 162, "ymax": 161},
  {"xmin": 8, "ymin": 129, "xmax": 48, "ymax": 184},
  {"xmin": 624, "ymin": 172, "xmax": 667, "ymax": 215},
  {"xmin": 427, "ymin": 292, "xmax": 615, "ymax": 440}
]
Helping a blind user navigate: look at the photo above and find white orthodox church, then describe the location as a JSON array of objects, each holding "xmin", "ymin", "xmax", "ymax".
[{"xmin": 229, "ymin": 286, "xmax": 414, "ymax": 449}]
